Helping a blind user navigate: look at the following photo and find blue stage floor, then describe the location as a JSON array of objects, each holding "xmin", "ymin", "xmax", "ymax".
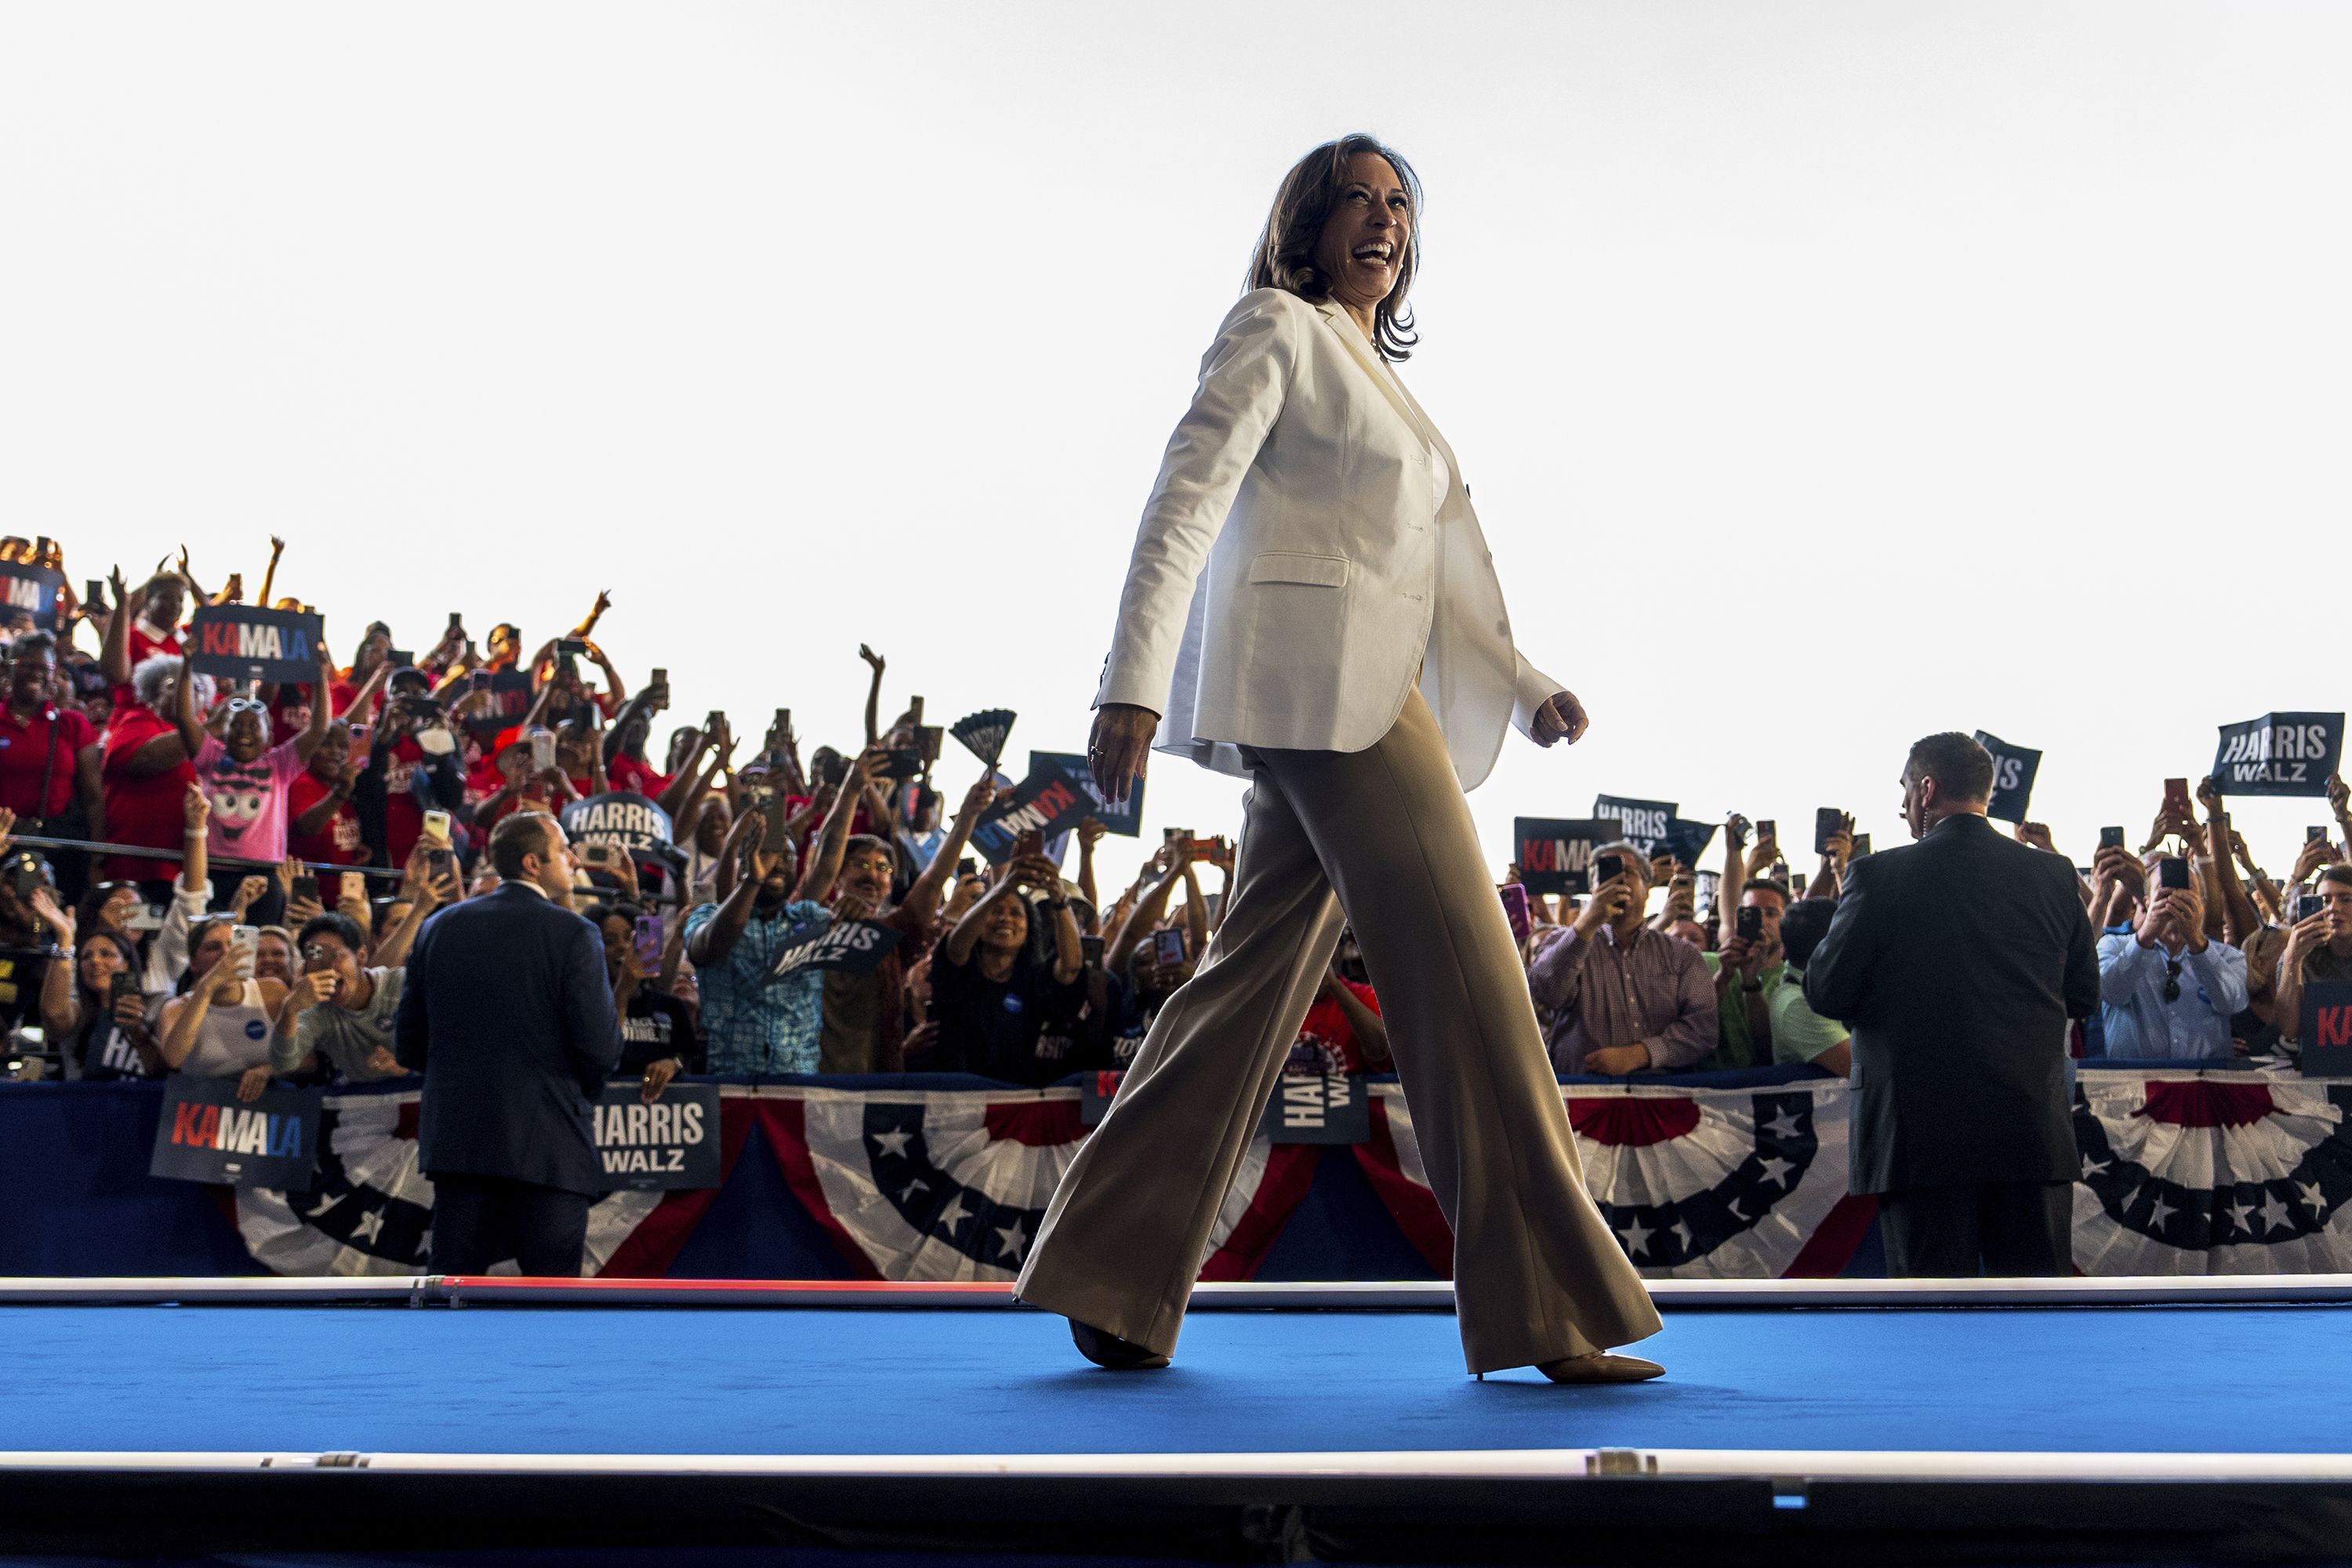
[{"xmin": 7, "ymin": 1298, "xmax": 2347, "ymax": 1460}]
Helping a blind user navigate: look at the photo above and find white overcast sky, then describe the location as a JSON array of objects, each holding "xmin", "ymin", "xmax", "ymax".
[{"xmin": 4, "ymin": 2, "xmax": 2347, "ymax": 893}]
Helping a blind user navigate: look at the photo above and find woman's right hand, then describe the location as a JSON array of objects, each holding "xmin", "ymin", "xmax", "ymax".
[
  {"xmin": 209, "ymin": 950, "xmax": 253, "ymax": 1002},
  {"xmin": 1087, "ymin": 703, "xmax": 1159, "ymax": 808}
]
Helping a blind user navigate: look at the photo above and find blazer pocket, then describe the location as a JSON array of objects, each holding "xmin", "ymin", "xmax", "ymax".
[{"xmin": 1247, "ymin": 552, "xmax": 1350, "ymax": 589}]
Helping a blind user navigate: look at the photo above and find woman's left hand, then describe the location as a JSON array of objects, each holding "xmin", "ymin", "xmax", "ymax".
[{"xmin": 1532, "ymin": 691, "xmax": 1589, "ymax": 748}]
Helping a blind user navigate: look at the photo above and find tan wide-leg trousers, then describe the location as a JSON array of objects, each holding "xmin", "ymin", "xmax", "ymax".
[{"xmin": 1014, "ymin": 689, "xmax": 1661, "ymax": 1373}]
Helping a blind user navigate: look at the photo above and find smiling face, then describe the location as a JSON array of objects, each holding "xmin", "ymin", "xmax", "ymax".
[
  {"xmin": 144, "ymin": 577, "xmax": 186, "ymax": 630},
  {"xmin": 1312, "ymin": 151, "xmax": 1411, "ymax": 319},
  {"xmin": 223, "ymin": 702, "xmax": 269, "ymax": 764},
  {"xmin": 978, "ymin": 893, "xmax": 1029, "ymax": 956},
  {"xmin": 8, "ymin": 642, "xmax": 54, "ymax": 706},
  {"xmin": 253, "ymin": 931, "xmax": 295, "ymax": 985},
  {"xmin": 837, "ymin": 839, "xmax": 895, "ymax": 908},
  {"xmin": 78, "ymin": 938, "xmax": 129, "ymax": 993},
  {"xmin": 310, "ymin": 724, "xmax": 351, "ymax": 782},
  {"xmin": 750, "ymin": 827, "xmax": 800, "ymax": 914}
]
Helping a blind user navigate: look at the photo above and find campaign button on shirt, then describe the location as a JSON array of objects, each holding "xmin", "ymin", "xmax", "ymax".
[{"xmin": 1003, "ymin": 994, "xmax": 1025, "ymax": 1014}]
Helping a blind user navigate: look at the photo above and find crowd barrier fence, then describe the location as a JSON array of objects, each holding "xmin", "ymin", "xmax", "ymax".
[{"xmin": 5, "ymin": 1061, "xmax": 2345, "ymax": 1281}]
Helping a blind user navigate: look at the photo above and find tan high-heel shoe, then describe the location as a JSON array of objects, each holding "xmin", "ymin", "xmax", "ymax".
[{"xmin": 1536, "ymin": 1352, "xmax": 1665, "ymax": 1384}]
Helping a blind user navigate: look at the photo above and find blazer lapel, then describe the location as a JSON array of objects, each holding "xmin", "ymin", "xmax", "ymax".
[
  {"xmin": 1312, "ymin": 300, "xmax": 1461, "ymax": 495},
  {"xmin": 1314, "ymin": 300, "xmax": 1426, "ymax": 441}
]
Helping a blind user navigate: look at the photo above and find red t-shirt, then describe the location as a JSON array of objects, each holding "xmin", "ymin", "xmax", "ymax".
[
  {"xmin": 1286, "ymin": 980, "xmax": 1383, "ymax": 1076},
  {"xmin": 0, "ymin": 705, "xmax": 96, "ymax": 820},
  {"xmin": 375, "ymin": 736, "xmax": 428, "ymax": 868},
  {"xmin": 128, "ymin": 623, "xmax": 183, "ymax": 666},
  {"xmin": 608, "ymin": 752, "xmax": 669, "ymax": 800},
  {"xmin": 287, "ymin": 767, "xmax": 362, "ymax": 867},
  {"xmin": 783, "ymin": 793, "xmax": 877, "ymax": 855},
  {"xmin": 269, "ymin": 683, "xmax": 321, "ymax": 746},
  {"xmin": 100, "ymin": 700, "xmax": 194, "ymax": 881}
]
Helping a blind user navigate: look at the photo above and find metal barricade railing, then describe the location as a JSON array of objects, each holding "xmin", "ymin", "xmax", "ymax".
[{"xmin": 7, "ymin": 833, "xmax": 410, "ymax": 882}]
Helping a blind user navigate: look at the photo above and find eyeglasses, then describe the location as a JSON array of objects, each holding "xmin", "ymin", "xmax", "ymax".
[
  {"xmin": 222, "ymin": 697, "xmax": 268, "ymax": 717},
  {"xmin": 2162, "ymin": 957, "xmax": 2183, "ymax": 1004}
]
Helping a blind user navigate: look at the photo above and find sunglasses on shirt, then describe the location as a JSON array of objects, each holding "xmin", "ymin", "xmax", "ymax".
[{"xmin": 2163, "ymin": 956, "xmax": 2183, "ymax": 1004}]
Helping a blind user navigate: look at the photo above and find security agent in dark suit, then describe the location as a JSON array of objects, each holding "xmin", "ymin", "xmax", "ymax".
[
  {"xmin": 1802, "ymin": 733, "xmax": 2100, "ymax": 1276},
  {"xmin": 394, "ymin": 810, "xmax": 620, "ymax": 1276}
]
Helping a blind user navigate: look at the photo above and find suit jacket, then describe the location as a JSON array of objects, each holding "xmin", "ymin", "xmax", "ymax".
[
  {"xmin": 1095, "ymin": 288, "xmax": 1562, "ymax": 791},
  {"xmin": 1802, "ymin": 813, "xmax": 2100, "ymax": 1193},
  {"xmin": 393, "ymin": 883, "xmax": 622, "ymax": 1195}
]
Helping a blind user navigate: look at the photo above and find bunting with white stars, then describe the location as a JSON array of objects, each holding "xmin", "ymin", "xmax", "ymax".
[
  {"xmin": 1359, "ymin": 1080, "xmax": 1858, "ymax": 1279},
  {"xmin": 2071, "ymin": 1072, "xmax": 2352, "ymax": 1273}
]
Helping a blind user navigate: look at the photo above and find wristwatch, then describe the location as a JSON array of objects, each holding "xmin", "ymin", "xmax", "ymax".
[{"xmin": 1740, "ymin": 979, "xmax": 1764, "ymax": 993}]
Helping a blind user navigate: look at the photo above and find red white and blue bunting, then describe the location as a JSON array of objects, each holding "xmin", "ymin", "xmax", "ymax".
[{"xmin": 228, "ymin": 1070, "xmax": 2352, "ymax": 1279}]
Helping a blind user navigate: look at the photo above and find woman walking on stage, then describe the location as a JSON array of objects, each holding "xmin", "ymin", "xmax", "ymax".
[{"xmin": 1014, "ymin": 135, "xmax": 1664, "ymax": 1383}]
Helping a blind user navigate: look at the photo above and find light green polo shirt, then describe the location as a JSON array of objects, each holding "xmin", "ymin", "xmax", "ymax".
[{"xmin": 1769, "ymin": 964, "xmax": 1849, "ymax": 1065}]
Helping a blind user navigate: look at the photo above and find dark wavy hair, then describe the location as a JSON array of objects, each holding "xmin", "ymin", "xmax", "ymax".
[{"xmin": 1247, "ymin": 134, "xmax": 1423, "ymax": 361}]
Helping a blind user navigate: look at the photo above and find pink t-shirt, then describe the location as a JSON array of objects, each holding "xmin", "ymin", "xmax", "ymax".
[{"xmin": 196, "ymin": 735, "xmax": 308, "ymax": 865}]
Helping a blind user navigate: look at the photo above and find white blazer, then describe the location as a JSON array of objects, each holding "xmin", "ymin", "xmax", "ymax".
[{"xmin": 1095, "ymin": 287, "xmax": 1563, "ymax": 792}]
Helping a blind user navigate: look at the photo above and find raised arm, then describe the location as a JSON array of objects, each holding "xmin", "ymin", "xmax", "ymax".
[
  {"xmin": 100, "ymin": 567, "xmax": 137, "ymax": 689},
  {"xmin": 687, "ymin": 811, "xmax": 769, "ymax": 969},
  {"xmin": 794, "ymin": 748, "xmax": 880, "ymax": 903},
  {"xmin": 899, "ymin": 769, "xmax": 1001, "ymax": 931},
  {"xmin": 943, "ymin": 855, "xmax": 1056, "ymax": 970},
  {"xmin": 1044, "ymin": 880, "xmax": 1082, "ymax": 985},
  {"xmin": 858, "ymin": 645, "xmax": 886, "ymax": 748},
  {"xmin": 170, "ymin": 657, "xmax": 208, "ymax": 760},
  {"xmin": 373, "ymin": 844, "xmax": 459, "ymax": 971},
  {"xmin": 1105, "ymin": 847, "xmax": 1184, "ymax": 980},
  {"xmin": 1073, "ymin": 817, "xmax": 1105, "ymax": 927},
  {"xmin": 2194, "ymin": 779, "xmax": 2259, "ymax": 947},
  {"xmin": 31, "ymin": 891, "xmax": 78, "ymax": 1037},
  {"xmin": 159, "ymin": 949, "xmax": 251, "ymax": 1070},
  {"xmin": 662, "ymin": 724, "xmax": 731, "ymax": 840},
  {"xmin": 583, "ymin": 640, "xmax": 626, "ymax": 710},
  {"xmin": 339, "ymin": 660, "xmax": 390, "ymax": 725},
  {"xmin": 292, "ymin": 636, "xmax": 336, "ymax": 764}
]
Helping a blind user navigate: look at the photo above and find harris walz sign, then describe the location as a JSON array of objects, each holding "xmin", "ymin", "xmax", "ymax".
[
  {"xmin": 561, "ymin": 791, "xmax": 681, "ymax": 873},
  {"xmin": 1973, "ymin": 731, "xmax": 2042, "ymax": 822},
  {"xmin": 187, "ymin": 605, "xmax": 325, "ymax": 685},
  {"xmin": 2212, "ymin": 713, "xmax": 2344, "ymax": 798},
  {"xmin": 149, "ymin": 1075, "xmax": 322, "ymax": 1190},
  {"xmin": 593, "ymin": 1082, "xmax": 721, "ymax": 1190},
  {"xmin": 767, "ymin": 916, "xmax": 904, "ymax": 982}
]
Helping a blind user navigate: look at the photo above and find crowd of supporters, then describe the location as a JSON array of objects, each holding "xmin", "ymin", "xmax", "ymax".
[
  {"xmin": 0, "ymin": 542, "xmax": 2346, "ymax": 1098},
  {"xmin": 1517, "ymin": 771, "xmax": 2352, "ymax": 1076}
]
